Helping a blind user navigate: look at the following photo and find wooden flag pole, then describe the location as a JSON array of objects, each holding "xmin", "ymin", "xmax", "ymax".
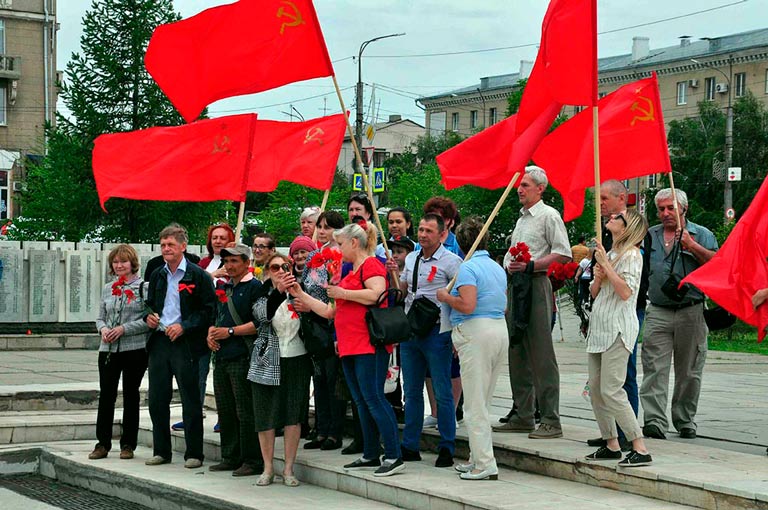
[
  {"xmin": 668, "ymin": 171, "xmax": 683, "ymax": 232},
  {"xmin": 445, "ymin": 171, "xmax": 522, "ymax": 292},
  {"xmin": 234, "ymin": 201, "xmax": 246, "ymax": 243},
  {"xmin": 593, "ymin": 105, "xmax": 603, "ymax": 243},
  {"xmin": 312, "ymin": 188, "xmax": 331, "ymax": 243}
]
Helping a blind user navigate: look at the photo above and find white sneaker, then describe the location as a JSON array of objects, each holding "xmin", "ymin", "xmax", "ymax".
[{"xmin": 422, "ymin": 415, "xmax": 438, "ymax": 429}]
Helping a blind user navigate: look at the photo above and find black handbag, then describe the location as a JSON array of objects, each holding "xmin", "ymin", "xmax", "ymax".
[
  {"xmin": 366, "ymin": 288, "xmax": 412, "ymax": 348},
  {"xmin": 406, "ymin": 256, "xmax": 441, "ymax": 337},
  {"xmin": 703, "ymin": 305, "xmax": 737, "ymax": 331},
  {"xmin": 298, "ymin": 310, "xmax": 335, "ymax": 359},
  {"xmin": 660, "ymin": 237, "xmax": 692, "ymax": 302}
]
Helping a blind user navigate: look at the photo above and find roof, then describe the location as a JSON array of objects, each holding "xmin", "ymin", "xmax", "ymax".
[{"xmin": 419, "ymin": 27, "xmax": 768, "ymax": 102}]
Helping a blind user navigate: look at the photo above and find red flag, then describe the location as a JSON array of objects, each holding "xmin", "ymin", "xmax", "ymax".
[
  {"xmin": 145, "ymin": 0, "xmax": 334, "ymax": 123},
  {"xmin": 247, "ymin": 113, "xmax": 347, "ymax": 191},
  {"xmin": 93, "ymin": 114, "xmax": 257, "ymax": 210},
  {"xmin": 436, "ymin": 115, "xmax": 519, "ymax": 190},
  {"xmin": 533, "ymin": 73, "xmax": 671, "ymax": 221},
  {"xmin": 512, "ymin": 0, "xmax": 596, "ymax": 172},
  {"xmin": 681, "ymin": 176, "xmax": 768, "ymax": 341}
]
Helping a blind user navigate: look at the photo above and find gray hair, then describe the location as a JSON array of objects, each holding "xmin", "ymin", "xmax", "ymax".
[
  {"xmin": 654, "ymin": 188, "xmax": 688, "ymax": 210},
  {"xmin": 159, "ymin": 223, "xmax": 188, "ymax": 244},
  {"xmin": 525, "ymin": 165, "xmax": 548, "ymax": 189},
  {"xmin": 300, "ymin": 206, "xmax": 320, "ymax": 222},
  {"xmin": 602, "ymin": 179, "xmax": 627, "ymax": 197}
]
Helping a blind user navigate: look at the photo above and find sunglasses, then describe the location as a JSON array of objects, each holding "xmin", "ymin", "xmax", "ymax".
[
  {"xmin": 350, "ymin": 193, "xmax": 370, "ymax": 204},
  {"xmin": 610, "ymin": 213, "xmax": 627, "ymax": 226},
  {"xmin": 269, "ymin": 262, "xmax": 291, "ymax": 273}
]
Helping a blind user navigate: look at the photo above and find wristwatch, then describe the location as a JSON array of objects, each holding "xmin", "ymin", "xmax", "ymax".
[{"xmin": 227, "ymin": 327, "xmax": 235, "ymax": 337}]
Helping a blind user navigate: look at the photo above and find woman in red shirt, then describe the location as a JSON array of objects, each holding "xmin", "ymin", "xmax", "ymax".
[{"xmin": 289, "ymin": 220, "xmax": 404, "ymax": 477}]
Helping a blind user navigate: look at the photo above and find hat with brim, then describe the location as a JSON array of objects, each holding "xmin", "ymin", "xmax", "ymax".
[
  {"xmin": 220, "ymin": 244, "xmax": 251, "ymax": 258},
  {"xmin": 389, "ymin": 235, "xmax": 415, "ymax": 252}
]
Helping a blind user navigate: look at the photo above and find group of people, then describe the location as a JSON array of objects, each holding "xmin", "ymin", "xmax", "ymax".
[{"xmin": 90, "ymin": 163, "xmax": 736, "ymax": 484}]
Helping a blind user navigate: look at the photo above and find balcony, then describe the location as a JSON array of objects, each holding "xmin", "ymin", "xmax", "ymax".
[{"xmin": 0, "ymin": 56, "xmax": 21, "ymax": 80}]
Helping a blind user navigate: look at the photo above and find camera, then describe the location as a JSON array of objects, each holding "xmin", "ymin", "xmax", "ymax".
[{"xmin": 281, "ymin": 263, "xmax": 291, "ymax": 273}]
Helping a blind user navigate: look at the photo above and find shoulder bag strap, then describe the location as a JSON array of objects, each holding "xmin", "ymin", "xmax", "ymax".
[
  {"xmin": 225, "ymin": 287, "xmax": 245, "ymax": 326},
  {"xmin": 412, "ymin": 255, "xmax": 422, "ymax": 294}
]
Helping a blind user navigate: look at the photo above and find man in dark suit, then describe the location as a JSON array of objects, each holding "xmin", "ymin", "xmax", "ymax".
[{"xmin": 144, "ymin": 224, "xmax": 216, "ymax": 468}]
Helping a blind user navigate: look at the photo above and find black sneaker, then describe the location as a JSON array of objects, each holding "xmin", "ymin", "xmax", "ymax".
[
  {"xmin": 400, "ymin": 446, "xmax": 422, "ymax": 462},
  {"xmin": 435, "ymin": 447, "xmax": 453, "ymax": 468},
  {"xmin": 585, "ymin": 446, "xmax": 622, "ymax": 461},
  {"xmin": 343, "ymin": 457, "xmax": 381, "ymax": 469},
  {"xmin": 587, "ymin": 437, "xmax": 607, "ymax": 447},
  {"xmin": 642, "ymin": 424, "xmax": 666, "ymax": 440},
  {"xmin": 618, "ymin": 450, "xmax": 652, "ymax": 467},
  {"xmin": 373, "ymin": 458, "xmax": 405, "ymax": 477}
]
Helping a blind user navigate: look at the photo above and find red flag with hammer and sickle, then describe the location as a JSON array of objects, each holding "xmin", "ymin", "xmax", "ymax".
[
  {"xmin": 92, "ymin": 114, "xmax": 258, "ymax": 210},
  {"xmin": 145, "ymin": 0, "xmax": 334, "ymax": 123},
  {"xmin": 682, "ymin": 175, "xmax": 768, "ymax": 342},
  {"xmin": 533, "ymin": 73, "xmax": 671, "ymax": 221}
]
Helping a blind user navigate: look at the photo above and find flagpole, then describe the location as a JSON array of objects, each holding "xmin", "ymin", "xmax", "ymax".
[
  {"xmin": 331, "ymin": 75, "xmax": 392, "ymax": 259},
  {"xmin": 234, "ymin": 201, "xmax": 246, "ymax": 242},
  {"xmin": 312, "ymin": 188, "xmax": 331, "ymax": 243},
  {"xmin": 593, "ymin": 106, "xmax": 602, "ymax": 242},
  {"xmin": 445, "ymin": 171, "xmax": 522, "ymax": 292},
  {"xmin": 668, "ymin": 171, "xmax": 683, "ymax": 231}
]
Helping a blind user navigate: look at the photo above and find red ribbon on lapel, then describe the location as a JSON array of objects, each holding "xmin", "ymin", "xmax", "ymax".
[
  {"xmin": 427, "ymin": 266, "xmax": 438, "ymax": 283},
  {"xmin": 178, "ymin": 283, "xmax": 196, "ymax": 294}
]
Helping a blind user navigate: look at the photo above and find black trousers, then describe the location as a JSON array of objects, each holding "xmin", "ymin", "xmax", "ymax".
[
  {"xmin": 96, "ymin": 349, "xmax": 148, "ymax": 451},
  {"xmin": 213, "ymin": 355, "xmax": 261, "ymax": 466},
  {"xmin": 313, "ymin": 355, "xmax": 347, "ymax": 439},
  {"xmin": 147, "ymin": 332, "xmax": 204, "ymax": 461}
]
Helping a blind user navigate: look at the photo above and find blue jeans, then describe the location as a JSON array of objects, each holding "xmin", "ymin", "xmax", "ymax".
[
  {"xmin": 618, "ymin": 308, "xmax": 644, "ymax": 440},
  {"xmin": 342, "ymin": 349, "xmax": 400, "ymax": 460},
  {"xmin": 401, "ymin": 326, "xmax": 455, "ymax": 454}
]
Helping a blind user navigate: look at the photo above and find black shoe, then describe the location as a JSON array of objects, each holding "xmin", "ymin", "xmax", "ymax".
[
  {"xmin": 208, "ymin": 461, "xmax": 239, "ymax": 472},
  {"xmin": 341, "ymin": 440, "xmax": 363, "ymax": 455},
  {"xmin": 320, "ymin": 437, "xmax": 343, "ymax": 451},
  {"xmin": 499, "ymin": 408, "xmax": 516, "ymax": 424},
  {"xmin": 400, "ymin": 446, "xmax": 422, "ymax": 462},
  {"xmin": 373, "ymin": 458, "xmax": 405, "ymax": 477},
  {"xmin": 585, "ymin": 446, "xmax": 622, "ymax": 461},
  {"xmin": 307, "ymin": 428, "xmax": 318, "ymax": 442},
  {"xmin": 304, "ymin": 438, "xmax": 325, "ymax": 450},
  {"xmin": 643, "ymin": 424, "xmax": 666, "ymax": 440},
  {"xmin": 679, "ymin": 427, "xmax": 696, "ymax": 439},
  {"xmin": 619, "ymin": 438, "xmax": 632, "ymax": 452},
  {"xmin": 435, "ymin": 447, "xmax": 453, "ymax": 468},
  {"xmin": 343, "ymin": 457, "xmax": 381, "ymax": 469},
  {"xmin": 587, "ymin": 437, "xmax": 607, "ymax": 447},
  {"xmin": 618, "ymin": 450, "xmax": 652, "ymax": 467}
]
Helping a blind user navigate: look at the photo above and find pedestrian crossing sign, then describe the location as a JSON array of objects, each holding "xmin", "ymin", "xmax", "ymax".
[
  {"xmin": 373, "ymin": 168, "xmax": 385, "ymax": 193},
  {"xmin": 353, "ymin": 173, "xmax": 364, "ymax": 191}
]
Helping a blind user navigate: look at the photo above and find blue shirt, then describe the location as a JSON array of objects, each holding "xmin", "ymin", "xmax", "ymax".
[
  {"xmin": 448, "ymin": 250, "xmax": 507, "ymax": 327},
  {"xmin": 160, "ymin": 257, "xmax": 187, "ymax": 328}
]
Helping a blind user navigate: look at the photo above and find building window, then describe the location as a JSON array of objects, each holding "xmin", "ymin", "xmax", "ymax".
[
  {"xmin": 451, "ymin": 112, "xmax": 459, "ymax": 132},
  {"xmin": 574, "ymin": 105, "xmax": 584, "ymax": 115},
  {"xmin": 489, "ymin": 107, "xmax": 497, "ymax": 125},
  {"xmin": 648, "ymin": 174, "xmax": 657, "ymax": 188},
  {"xmin": 734, "ymin": 72, "xmax": 746, "ymax": 97},
  {"xmin": 765, "ymin": 69, "xmax": 768, "ymax": 94},
  {"xmin": 0, "ymin": 81, "xmax": 6, "ymax": 126},
  {"xmin": 598, "ymin": 92, "xmax": 607, "ymax": 99},
  {"xmin": 705, "ymin": 77, "xmax": 716, "ymax": 101},
  {"xmin": 676, "ymin": 81, "xmax": 687, "ymax": 105},
  {"xmin": 0, "ymin": 20, "xmax": 4, "ymax": 54},
  {"xmin": 428, "ymin": 111, "xmax": 446, "ymax": 136},
  {"xmin": 470, "ymin": 110, "xmax": 478, "ymax": 129}
]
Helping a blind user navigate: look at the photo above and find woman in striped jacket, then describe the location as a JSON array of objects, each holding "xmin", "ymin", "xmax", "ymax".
[{"xmin": 585, "ymin": 209, "xmax": 652, "ymax": 467}]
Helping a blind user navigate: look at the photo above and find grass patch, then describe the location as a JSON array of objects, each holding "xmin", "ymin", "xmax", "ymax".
[{"xmin": 708, "ymin": 320, "xmax": 767, "ymax": 355}]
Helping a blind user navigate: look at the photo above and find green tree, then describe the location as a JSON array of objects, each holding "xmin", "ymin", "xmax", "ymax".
[
  {"xmin": 505, "ymin": 79, "xmax": 527, "ymax": 117},
  {"xmin": 17, "ymin": 0, "xmax": 229, "ymax": 243}
]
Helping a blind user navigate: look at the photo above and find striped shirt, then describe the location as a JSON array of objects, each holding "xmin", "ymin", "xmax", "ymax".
[{"xmin": 586, "ymin": 248, "xmax": 642, "ymax": 353}]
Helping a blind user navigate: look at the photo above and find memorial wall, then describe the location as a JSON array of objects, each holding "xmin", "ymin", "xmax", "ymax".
[{"xmin": 0, "ymin": 241, "xmax": 206, "ymax": 323}]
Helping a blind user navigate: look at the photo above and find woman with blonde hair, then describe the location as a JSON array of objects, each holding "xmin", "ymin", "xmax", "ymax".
[
  {"xmin": 90, "ymin": 244, "xmax": 150, "ymax": 461},
  {"xmin": 289, "ymin": 220, "xmax": 404, "ymax": 477},
  {"xmin": 586, "ymin": 208, "xmax": 653, "ymax": 467}
]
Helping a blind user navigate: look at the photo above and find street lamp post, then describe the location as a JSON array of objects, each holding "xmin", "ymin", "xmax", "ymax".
[
  {"xmin": 476, "ymin": 87, "xmax": 487, "ymax": 129},
  {"xmin": 691, "ymin": 57, "xmax": 734, "ymax": 222},
  {"xmin": 356, "ymin": 33, "xmax": 405, "ymax": 173}
]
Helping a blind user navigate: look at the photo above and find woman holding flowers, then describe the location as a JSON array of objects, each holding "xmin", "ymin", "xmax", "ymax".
[
  {"xmin": 585, "ymin": 209, "xmax": 653, "ymax": 467},
  {"xmin": 90, "ymin": 244, "xmax": 150, "ymax": 461},
  {"xmin": 290, "ymin": 220, "xmax": 404, "ymax": 477}
]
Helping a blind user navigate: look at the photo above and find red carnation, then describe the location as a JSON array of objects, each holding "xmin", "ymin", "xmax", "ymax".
[
  {"xmin": 215, "ymin": 289, "xmax": 228, "ymax": 303},
  {"xmin": 123, "ymin": 289, "xmax": 135, "ymax": 304}
]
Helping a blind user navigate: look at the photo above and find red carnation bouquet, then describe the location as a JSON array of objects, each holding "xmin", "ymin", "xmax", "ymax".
[
  {"xmin": 546, "ymin": 261, "xmax": 580, "ymax": 291},
  {"xmin": 307, "ymin": 247, "xmax": 343, "ymax": 286},
  {"xmin": 508, "ymin": 242, "xmax": 531, "ymax": 264}
]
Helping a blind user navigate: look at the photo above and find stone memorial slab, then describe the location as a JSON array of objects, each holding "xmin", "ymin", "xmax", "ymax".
[
  {"xmin": 28, "ymin": 250, "xmax": 59, "ymax": 322},
  {"xmin": 23, "ymin": 241, "xmax": 48, "ymax": 251},
  {"xmin": 0, "ymin": 248, "xmax": 26, "ymax": 322},
  {"xmin": 50, "ymin": 242, "xmax": 76, "ymax": 251},
  {"xmin": 0, "ymin": 241, "xmax": 20, "ymax": 249},
  {"xmin": 65, "ymin": 250, "xmax": 101, "ymax": 322},
  {"xmin": 76, "ymin": 242, "xmax": 101, "ymax": 251},
  {"xmin": 139, "ymin": 253, "xmax": 156, "ymax": 278},
  {"xmin": 133, "ymin": 243, "xmax": 153, "ymax": 252}
]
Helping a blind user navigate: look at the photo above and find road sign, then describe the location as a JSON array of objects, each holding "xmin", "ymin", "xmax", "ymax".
[
  {"xmin": 638, "ymin": 195, "xmax": 646, "ymax": 215},
  {"xmin": 728, "ymin": 167, "xmax": 742, "ymax": 182},
  {"xmin": 725, "ymin": 207, "xmax": 735, "ymax": 220},
  {"xmin": 352, "ymin": 173, "xmax": 363, "ymax": 191},
  {"xmin": 373, "ymin": 168, "xmax": 385, "ymax": 193}
]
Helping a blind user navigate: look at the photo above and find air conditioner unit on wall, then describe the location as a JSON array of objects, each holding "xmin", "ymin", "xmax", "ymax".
[
  {"xmin": 688, "ymin": 79, "xmax": 699, "ymax": 88},
  {"xmin": 716, "ymin": 83, "xmax": 729, "ymax": 93},
  {"xmin": 12, "ymin": 182, "xmax": 26, "ymax": 192}
]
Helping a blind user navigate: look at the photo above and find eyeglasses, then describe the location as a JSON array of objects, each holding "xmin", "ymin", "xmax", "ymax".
[
  {"xmin": 252, "ymin": 245, "xmax": 272, "ymax": 251},
  {"xmin": 268, "ymin": 263, "xmax": 291, "ymax": 273},
  {"xmin": 611, "ymin": 213, "xmax": 627, "ymax": 226}
]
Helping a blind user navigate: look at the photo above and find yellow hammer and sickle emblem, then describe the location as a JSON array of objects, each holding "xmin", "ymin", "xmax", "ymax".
[
  {"xmin": 212, "ymin": 135, "xmax": 231, "ymax": 154},
  {"xmin": 630, "ymin": 95, "xmax": 655, "ymax": 126},
  {"xmin": 304, "ymin": 127, "xmax": 325, "ymax": 146},
  {"xmin": 276, "ymin": 0, "xmax": 305, "ymax": 35}
]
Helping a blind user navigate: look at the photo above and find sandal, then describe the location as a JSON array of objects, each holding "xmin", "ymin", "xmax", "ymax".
[
  {"xmin": 283, "ymin": 474, "xmax": 300, "ymax": 487},
  {"xmin": 256, "ymin": 472, "xmax": 275, "ymax": 486}
]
